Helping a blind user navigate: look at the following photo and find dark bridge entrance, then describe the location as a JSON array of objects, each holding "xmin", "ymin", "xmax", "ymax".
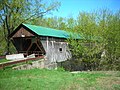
[{"xmin": 11, "ymin": 37, "xmax": 45, "ymax": 57}]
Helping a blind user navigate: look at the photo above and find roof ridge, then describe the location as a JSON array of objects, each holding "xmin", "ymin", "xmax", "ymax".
[{"xmin": 22, "ymin": 23, "xmax": 67, "ymax": 32}]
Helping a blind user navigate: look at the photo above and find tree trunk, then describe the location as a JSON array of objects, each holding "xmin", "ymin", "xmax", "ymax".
[
  {"xmin": 7, "ymin": 39, "xmax": 10, "ymax": 54},
  {"xmin": 5, "ymin": 15, "xmax": 11, "ymax": 54}
]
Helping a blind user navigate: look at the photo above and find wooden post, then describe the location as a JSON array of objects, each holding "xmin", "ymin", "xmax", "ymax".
[
  {"xmin": 46, "ymin": 37, "xmax": 48, "ymax": 51},
  {"xmin": 52, "ymin": 38, "xmax": 54, "ymax": 62}
]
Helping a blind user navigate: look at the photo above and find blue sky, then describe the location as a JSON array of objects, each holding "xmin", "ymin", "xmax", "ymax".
[{"xmin": 49, "ymin": 0, "xmax": 120, "ymax": 18}]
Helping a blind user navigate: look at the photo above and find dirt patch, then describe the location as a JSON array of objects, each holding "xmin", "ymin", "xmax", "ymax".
[{"xmin": 96, "ymin": 77, "xmax": 120, "ymax": 89}]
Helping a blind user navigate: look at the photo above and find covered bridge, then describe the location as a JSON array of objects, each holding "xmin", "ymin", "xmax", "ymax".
[{"xmin": 9, "ymin": 23, "xmax": 72, "ymax": 63}]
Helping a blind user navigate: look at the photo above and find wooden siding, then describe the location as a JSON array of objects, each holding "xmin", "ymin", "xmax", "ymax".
[
  {"xmin": 41, "ymin": 37, "xmax": 71, "ymax": 63},
  {"xmin": 13, "ymin": 27, "xmax": 34, "ymax": 37}
]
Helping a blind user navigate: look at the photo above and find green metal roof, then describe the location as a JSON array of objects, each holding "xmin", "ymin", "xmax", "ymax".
[
  {"xmin": 22, "ymin": 24, "xmax": 99, "ymax": 40},
  {"xmin": 23, "ymin": 23, "xmax": 70, "ymax": 38}
]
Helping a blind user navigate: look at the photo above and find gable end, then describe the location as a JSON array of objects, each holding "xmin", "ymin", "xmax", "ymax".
[{"xmin": 9, "ymin": 24, "xmax": 39, "ymax": 38}]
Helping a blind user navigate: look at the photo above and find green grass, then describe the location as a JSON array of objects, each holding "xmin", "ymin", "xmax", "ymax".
[
  {"xmin": 0, "ymin": 69, "xmax": 120, "ymax": 90},
  {"xmin": 0, "ymin": 59, "xmax": 9, "ymax": 63}
]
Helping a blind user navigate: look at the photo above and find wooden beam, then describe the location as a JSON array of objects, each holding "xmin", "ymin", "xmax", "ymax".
[
  {"xmin": 36, "ymin": 42, "xmax": 44, "ymax": 54},
  {"xmin": 46, "ymin": 37, "xmax": 48, "ymax": 51}
]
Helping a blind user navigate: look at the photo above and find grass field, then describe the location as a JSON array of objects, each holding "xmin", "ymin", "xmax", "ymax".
[
  {"xmin": 0, "ymin": 69, "xmax": 120, "ymax": 90},
  {"xmin": 0, "ymin": 59, "xmax": 9, "ymax": 63}
]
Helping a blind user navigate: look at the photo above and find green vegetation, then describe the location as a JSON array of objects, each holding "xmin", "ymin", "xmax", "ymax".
[
  {"xmin": 0, "ymin": 59, "xmax": 9, "ymax": 63},
  {"xmin": 66, "ymin": 10, "xmax": 120, "ymax": 71},
  {"xmin": 0, "ymin": 69, "xmax": 120, "ymax": 90}
]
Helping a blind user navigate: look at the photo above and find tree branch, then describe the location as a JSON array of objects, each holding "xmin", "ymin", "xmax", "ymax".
[{"xmin": 21, "ymin": 8, "xmax": 53, "ymax": 23}]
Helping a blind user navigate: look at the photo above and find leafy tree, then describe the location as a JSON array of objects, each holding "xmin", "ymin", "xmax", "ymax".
[
  {"xmin": 98, "ymin": 10, "xmax": 120, "ymax": 70},
  {"xmin": 66, "ymin": 9, "xmax": 120, "ymax": 70},
  {"xmin": 0, "ymin": 0, "xmax": 60, "ymax": 54}
]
